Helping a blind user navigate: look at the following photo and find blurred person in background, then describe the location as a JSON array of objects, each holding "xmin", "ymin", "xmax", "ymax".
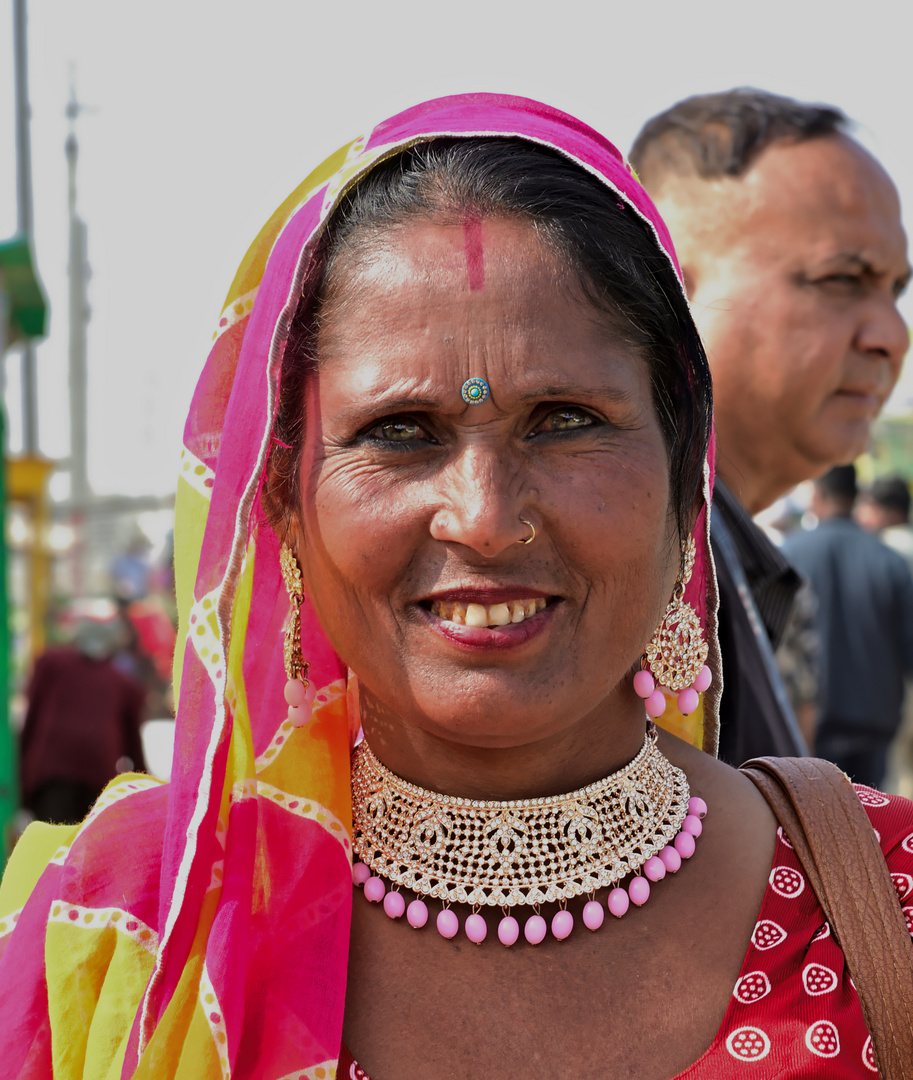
[
  {"xmin": 19, "ymin": 611, "xmax": 147, "ymax": 825},
  {"xmin": 858, "ymin": 476, "xmax": 913, "ymax": 795},
  {"xmin": 783, "ymin": 465, "xmax": 913, "ymax": 787},
  {"xmin": 631, "ymin": 88, "xmax": 910, "ymax": 766},
  {"xmin": 857, "ymin": 475, "xmax": 913, "ymax": 569}
]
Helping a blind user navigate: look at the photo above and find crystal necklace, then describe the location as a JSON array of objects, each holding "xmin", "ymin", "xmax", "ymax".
[{"xmin": 351, "ymin": 723, "xmax": 708, "ymax": 946}]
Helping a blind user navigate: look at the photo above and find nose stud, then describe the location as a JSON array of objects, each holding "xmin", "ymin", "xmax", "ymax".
[
  {"xmin": 517, "ymin": 518, "xmax": 536, "ymax": 545},
  {"xmin": 461, "ymin": 378, "xmax": 490, "ymax": 405}
]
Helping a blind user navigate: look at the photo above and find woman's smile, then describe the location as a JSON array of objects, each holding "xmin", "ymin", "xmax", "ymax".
[{"xmin": 420, "ymin": 591, "xmax": 555, "ymax": 649}]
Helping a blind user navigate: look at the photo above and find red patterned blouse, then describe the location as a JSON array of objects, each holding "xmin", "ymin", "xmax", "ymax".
[{"xmin": 341, "ymin": 786, "xmax": 913, "ymax": 1079}]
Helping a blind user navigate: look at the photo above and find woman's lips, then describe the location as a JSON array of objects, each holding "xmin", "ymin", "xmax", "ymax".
[{"xmin": 419, "ymin": 597, "xmax": 556, "ymax": 649}]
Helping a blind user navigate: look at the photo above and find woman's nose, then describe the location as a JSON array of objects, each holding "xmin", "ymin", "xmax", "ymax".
[{"xmin": 429, "ymin": 446, "xmax": 528, "ymax": 558}]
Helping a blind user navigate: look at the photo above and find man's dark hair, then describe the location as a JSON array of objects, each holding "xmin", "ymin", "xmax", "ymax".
[
  {"xmin": 270, "ymin": 138, "xmax": 713, "ymax": 539},
  {"xmin": 868, "ymin": 476, "xmax": 912, "ymax": 521},
  {"xmin": 815, "ymin": 464, "xmax": 858, "ymax": 506},
  {"xmin": 629, "ymin": 88, "xmax": 849, "ymax": 188}
]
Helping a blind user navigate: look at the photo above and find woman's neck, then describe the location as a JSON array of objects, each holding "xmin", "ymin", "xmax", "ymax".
[{"xmin": 356, "ymin": 685, "xmax": 648, "ymax": 800}]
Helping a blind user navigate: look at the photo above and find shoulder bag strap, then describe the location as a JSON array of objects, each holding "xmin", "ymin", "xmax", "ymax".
[{"xmin": 741, "ymin": 756, "xmax": 913, "ymax": 1079}]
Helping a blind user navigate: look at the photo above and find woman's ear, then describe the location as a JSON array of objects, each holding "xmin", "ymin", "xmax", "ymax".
[{"xmin": 262, "ymin": 444, "xmax": 303, "ymax": 554}]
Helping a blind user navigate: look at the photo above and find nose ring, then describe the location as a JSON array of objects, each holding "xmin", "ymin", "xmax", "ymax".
[{"xmin": 517, "ymin": 518, "xmax": 536, "ymax": 545}]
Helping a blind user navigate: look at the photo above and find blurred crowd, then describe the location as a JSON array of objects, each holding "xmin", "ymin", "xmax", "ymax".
[{"xmin": 771, "ymin": 469, "xmax": 913, "ymax": 795}]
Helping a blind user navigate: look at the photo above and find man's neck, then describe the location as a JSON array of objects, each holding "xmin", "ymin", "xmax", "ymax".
[{"xmin": 714, "ymin": 462, "xmax": 783, "ymax": 516}]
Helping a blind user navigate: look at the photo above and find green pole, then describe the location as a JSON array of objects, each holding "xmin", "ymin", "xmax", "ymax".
[{"xmin": 0, "ymin": 289, "xmax": 16, "ymax": 868}]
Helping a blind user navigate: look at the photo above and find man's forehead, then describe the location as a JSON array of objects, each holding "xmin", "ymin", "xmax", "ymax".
[{"xmin": 661, "ymin": 134, "xmax": 906, "ymax": 267}]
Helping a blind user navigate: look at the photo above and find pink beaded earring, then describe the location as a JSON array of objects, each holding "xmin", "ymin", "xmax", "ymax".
[
  {"xmin": 280, "ymin": 542, "xmax": 316, "ymax": 727},
  {"xmin": 634, "ymin": 537, "xmax": 711, "ymax": 718}
]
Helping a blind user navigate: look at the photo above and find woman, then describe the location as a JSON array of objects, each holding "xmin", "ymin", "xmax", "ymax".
[{"xmin": 1, "ymin": 93, "xmax": 911, "ymax": 1079}]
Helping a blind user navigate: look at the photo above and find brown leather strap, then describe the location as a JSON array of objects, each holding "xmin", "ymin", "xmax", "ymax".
[{"xmin": 741, "ymin": 756, "xmax": 913, "ymax": 1079}]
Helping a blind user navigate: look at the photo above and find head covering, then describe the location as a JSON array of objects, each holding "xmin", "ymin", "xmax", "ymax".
[{"xmin": 0, "ymin": 93, "xmax": 718, "ymax": 1079}]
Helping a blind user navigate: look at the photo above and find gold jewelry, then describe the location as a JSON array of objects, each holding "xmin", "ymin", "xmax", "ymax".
[
  {"xmin": 517, "ymin": 518, "xmax": 536, "ymax": 545},
  {"xmin": 280, "ymin": 542, "xmax": 308, "ymax": 683},
  {"xmin": 351, "ymin": 729, "xmax": 689, "ymax": 908},
  {"xmin": 644, "ymin": 536, "xmax": 708, "ymax": 692}
]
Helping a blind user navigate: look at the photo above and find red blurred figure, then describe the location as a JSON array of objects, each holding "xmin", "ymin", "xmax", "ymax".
[{"xmin": 19, "ymin": 615, "xmax": 147, "ymax": 825}]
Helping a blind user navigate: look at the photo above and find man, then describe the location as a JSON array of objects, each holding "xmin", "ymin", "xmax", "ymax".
[
  {"xmin": 631, "ymin": 90, "xmax": 910, "ymax": 764},
  {"xmin": 783, "ymin": 466, "xmax": 913, "ymax": 787}
]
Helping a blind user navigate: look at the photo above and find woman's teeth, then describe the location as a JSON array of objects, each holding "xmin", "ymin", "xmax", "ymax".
[{"xmin": 430, "ymin": 598, "xmax": 547, "ymax": 627}]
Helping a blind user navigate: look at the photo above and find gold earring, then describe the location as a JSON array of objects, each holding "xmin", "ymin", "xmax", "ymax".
[
  {"xmin": 635, "ymin": 537, "xmax": 711, "ymax": 718},
  {"xmin": 280, "ymin": 542, "xmax": 313, "ymax": 727}
]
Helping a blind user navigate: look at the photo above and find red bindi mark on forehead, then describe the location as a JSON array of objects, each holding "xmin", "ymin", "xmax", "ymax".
[{"xmin": 462, "ymin": 214, "xmax": 485, "ymax": 291}]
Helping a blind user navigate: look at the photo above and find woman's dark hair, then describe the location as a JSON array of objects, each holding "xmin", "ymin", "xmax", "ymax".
[{"xmin": 270, "ymin": 138, "xmax": 712, "ymax": 537}]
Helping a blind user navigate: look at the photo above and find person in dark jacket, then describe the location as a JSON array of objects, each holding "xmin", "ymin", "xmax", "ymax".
[
  {"xmin": 783, "ymin": 465, "xmax": 913, "ymax": 787},
  {"xmin": 631, "ymin": 89, "xmax": 910, "ymax": 764},
  {"xmin": 20, "ymin": 617, "xmax": 147, "ymax": 824}
]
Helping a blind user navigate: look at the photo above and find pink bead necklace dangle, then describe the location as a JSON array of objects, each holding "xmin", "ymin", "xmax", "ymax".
[
  {"xmin": 279, "ymin": 543, "xmax": 316, "ymax": 727},
  {"xmin": 350, "ymin": 729, "xmax": 708, "ymax": 946}
]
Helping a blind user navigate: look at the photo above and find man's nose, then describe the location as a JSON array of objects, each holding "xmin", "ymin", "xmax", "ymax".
[{"xmin": 856, "ymin": 295, "xmax": 910, "ymax": 373}]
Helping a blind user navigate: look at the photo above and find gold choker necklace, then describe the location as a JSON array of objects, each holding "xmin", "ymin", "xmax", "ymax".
[{"xmin": 351, "ymin": 727, "xmax": 702, "ymax": 948}]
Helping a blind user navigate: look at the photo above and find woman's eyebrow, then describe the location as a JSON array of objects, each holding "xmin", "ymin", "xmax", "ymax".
[
  {"xmin": 515, "ymin": 383, "xmax": 637, "ymax": 404},
  {"xmin": 333, "ymin": 395, "xmax": 443, "ymax": 422}
]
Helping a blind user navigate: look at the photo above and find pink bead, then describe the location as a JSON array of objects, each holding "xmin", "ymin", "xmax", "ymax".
[
  {"xmin": 628, "ymin": 876, "xmax": 651, "ymax": 906},
  {"xmin": 643, "ymin": 856, "xmax": 666, "ymax": 882},
  {"xmin": 284, "ymin": 678, "xmax": 308, "ymax": 707},
  {"xmin": 364, "ymin": 876, "xmax": 386, "ymax": 903},
  {"xmin": 407, "ymin": 899, "xmax": 428, "ymax": 928},
  {"xmin": 436, "ymin": 909, "xmax": 459, "ymax": 939},
  {"xmin": 287, "ymin": 705, "xmax": 309, "ymax": 728},
  {"xmin": 645, "ymin": 689, "xmax": 666, "ymax": 718},
  {"xmin": 286, "ymin": 678, "xmax": 317, "ymax": 727},
  {"xmin": 693, "ymin": 665, "xmax": 712, "ymax": 693},
  {"xmin": 551, "ymin": 910, "xmax": 574, "ymax": 940},
  {"xmin": 352, "ymin": 862, "xmax": 371, "ymax": 886},
  {"xmin": 633, "ymin": 669, "xmax": 655, "ymax": 699},
  {"xmin": 498, "ymin": 915, "xmax": 520, "ymax": 947},
  {"xmin": 682, "ymin": 814, "xmax": 703, "ymax": 838},
  {"xmin": 688, "ymin": 796, "xmax": 708, "ymax": 819},
  {"xmin": 524, "ymin": 914, "xmax": 547, "ymax": 945},
  {"xmin": 674, "ymin": 831, "xmax": 696, "ymax": 859},
  {"xmin": 583, "ymin": 900, "xmax": 604, "ymax": 931},
  {"xmin": 383, "ymin": 892, "xmax": 405, "ymax": 919},
  {"xmin": 677, "ymin": 688, "xmax": 699, "ymax": 716},
  {"xmin": 607, "ymin": 887, "xmax": 630, "ymax": 918},
  {"xmin": 465, "ymin": 913, "xmax": 487, "ymax": 944},
  {"xmin": 659, "ymin": 845, "xmax": 682, "ymax": 873}
]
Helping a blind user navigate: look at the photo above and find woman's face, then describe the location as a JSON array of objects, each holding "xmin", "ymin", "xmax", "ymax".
[{"xmin": 293, "ymin": 216, "xmax": 680, "ymax": 753}]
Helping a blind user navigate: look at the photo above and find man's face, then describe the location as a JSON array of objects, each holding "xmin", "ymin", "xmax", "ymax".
[{"xmin": 656, "ymin": 135, "xmax": 910, "ymax": 513}]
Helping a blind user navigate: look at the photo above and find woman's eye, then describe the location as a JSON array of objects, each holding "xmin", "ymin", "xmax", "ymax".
[
  {"xmin": 536, "ymin": 407, "xmax": 597, "ymax": 433},
  {"xmin": 365, "ymin": 418, "xmax": 428, "ymax": 444}
]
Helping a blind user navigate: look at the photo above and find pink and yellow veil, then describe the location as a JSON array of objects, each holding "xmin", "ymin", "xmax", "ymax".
[{"xmin": 0, "ymin": 93, "xmax": 718, "ymax": 1079}]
